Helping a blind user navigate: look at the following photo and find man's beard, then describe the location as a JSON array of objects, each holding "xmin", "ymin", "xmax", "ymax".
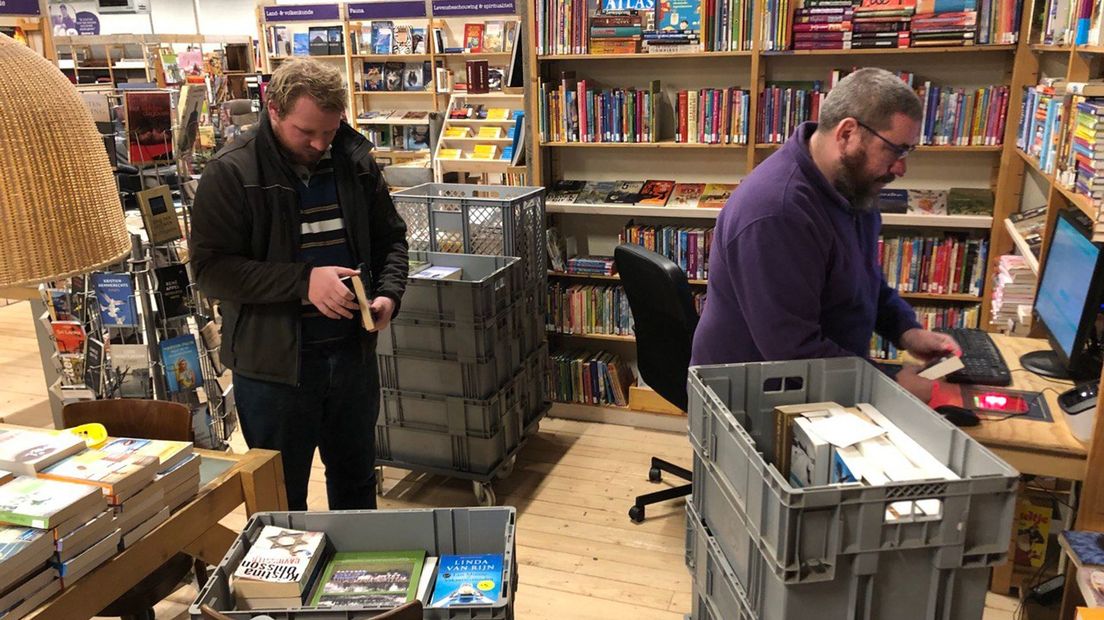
[{"xmin": 835, "ymin": 148, "xmax": 896, "ymax": 213}]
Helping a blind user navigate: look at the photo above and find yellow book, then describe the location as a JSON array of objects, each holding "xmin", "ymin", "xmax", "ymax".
[
  {"xmin": 486, "ymin": 108, "xmax": 511, "ymax": 121},
  {"xmin": 477, "ymin": 126, "xmax": 504, "ymax": 138},
  {"xmin": 443, "ymin": 127, "xmax": 470, "ymax": 138},
  {"xmin": 470, "ymin": 144, "xmax": 498, "ymax": 159},
  {"xmin": 438, "ymin": 148, "xmax": 462, "ymax": 159}
]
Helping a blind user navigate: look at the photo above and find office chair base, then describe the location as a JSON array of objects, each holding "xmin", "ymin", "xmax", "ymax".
[{"xmin": 629, "ymin": 458, "xmax": 693, "ymax": 523}]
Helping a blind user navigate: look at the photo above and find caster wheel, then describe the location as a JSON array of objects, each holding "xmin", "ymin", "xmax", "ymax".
[
  {"xmin": 648, "ymin": 467, "xmax": 662, "ymax": 482},
  {"xmin": 495, "ymin": 456, "xmax": 517, "ymax": 480},
  {"xmin": 628, "ymin": 505, "xmax": 645, "ymax": 523},
  {"xmin": 473, "ymin": 481, "xmax": 496, "ymax": 506}
]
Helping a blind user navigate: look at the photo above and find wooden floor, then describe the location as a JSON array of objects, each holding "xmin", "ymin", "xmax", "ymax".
[{"xmin": 0, "ymin": 301, "xmax": 1022, "ymax": 619}]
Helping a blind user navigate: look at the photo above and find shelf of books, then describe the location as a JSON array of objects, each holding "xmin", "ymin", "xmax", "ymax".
[
  {"xmin": 434, "ymin": 92, "xmax": 527, "ymax": 184},
  {"xmin": 524, "ymin": 0, "xmax": 1025, "ymax": 419}
]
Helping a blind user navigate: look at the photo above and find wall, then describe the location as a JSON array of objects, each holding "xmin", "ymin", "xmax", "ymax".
[{"xmin": 52, "ymin": 0, "xmax": 257, "ymax": 37}]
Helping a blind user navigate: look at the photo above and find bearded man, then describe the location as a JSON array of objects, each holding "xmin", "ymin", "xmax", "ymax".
[{"xmin": 690, "ymin": 67, "xmax": 959, "ymax": 399}]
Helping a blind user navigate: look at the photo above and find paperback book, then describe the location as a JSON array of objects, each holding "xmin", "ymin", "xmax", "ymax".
[
  {"xmin": 0, "ymin": 476, "xmax": 105, "ymax": 530},
  {"xmin": 233, "ymin": 526, "xmax": 329, "ymax": 601},
  {"xmin": 159, "ymin": 334, "xmax": 204, "ymax": 394},
  {"xmin": 154, "ymin": 264, "xmax": 191, "ymax": 319},
  {"xmin": 0, "ymin": 425, "xmax": 86, "ymax": 476},
  {"xmin": 310, "ymin": 550, "xmax": 426, "ymax": 608},
  {"xmin": 92, "ymin": 273, "xmax": 138, "ymax": 328},
  {"xmin": 429, "ymin": 554, "xmax": 503, "ymax": 607},
  {"xmin": 39, "ymin": 446, "xmax": 159, "ymax": 501},
  {"xmin": 109, "ymin": 344, "xmax": 151, "ymax": 399}
]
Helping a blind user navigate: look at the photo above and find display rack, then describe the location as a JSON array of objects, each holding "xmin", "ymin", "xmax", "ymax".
[
  {"xmin": 54, "ymin": 34, "xmax": 253, "ymax": 88},
  {"xmin": 434, "ymin": 91, "xmax": 526, "ymax": 183}
]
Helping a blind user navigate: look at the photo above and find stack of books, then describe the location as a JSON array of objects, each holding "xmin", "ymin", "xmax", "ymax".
[
  {"xmin": 1066, "ymin": 86, "xmax": 1104, "ymax": 202},
  {"xmin": 546, "ymin": 284, "xmax": 634, "ymax": 336},
  {"xmin": 96, "ymin": 438, "xmax": 199, "ymax": 540},
  {"xmin": 877, "ymin": 233, "xmax": 989, "ymax": 295},
  {"xmin": 547, "ymin": 349, "xmax": 633, "ymax": 406},
  {"xmin": 674, "ymin": 88, "xmax": 751, "ymax": 144},
  {"xmin": 589, "ymin": 12, "xmax": 643, "ymax": 54},
  {"xmin": 757, "ymin": 81, "xmax": 826, "ymax": 144},
  {"xmin": 916, "ymin": 82, "xmax": 1010, "ymax": 146},
  {"xmin": 1017, "ymin": 79, "xmax": 1067, "ymax": 173},
  {"xmin": 538, "ymin": 77, "xmax": 660, "ymax": 143},
  {"xmin": 910, "ymin": 0, "xmax": 977, "ymax": 47},
  {"xmin": 990, "ymin": 254, "xmax": 1037, "ymax": 329},
  {"xmin": 852, "ymin": 0, "xmax": 914, "ymax": 49},
  {"xmin": 0, "ymin": 526, "xmax": 60, "ymax": 620},
  {"xmin": 621, "ymin": 223, "xmax": 716, "ymax": 279},
  {"xmin": 1009, "ymin": 206, "xmax": 1047, "ymax": 257},
  {"xmin": 565, "ymin": 256, "xmax": 616, "ymax": 276},
  {"xmin": 792, "ymin": 0, "xmax": 855, "ymax": 50}
]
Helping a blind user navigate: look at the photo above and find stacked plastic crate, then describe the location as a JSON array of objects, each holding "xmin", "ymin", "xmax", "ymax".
[
  {"xmin": 683, "ymin": 358, "xmax": 1019, "ymax": 620},
  {"xmin": 386, "ymin": 185, "xmax": 549, "ymax": 506}
]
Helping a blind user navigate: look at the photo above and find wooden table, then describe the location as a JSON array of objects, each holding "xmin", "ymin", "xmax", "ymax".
[
  {"xmin": 962, "ymin": 334, "xmax": 1085, "ymax": 481},
  {"xmin": 25, "ymin": 447, "xmax": 287, "ymax": 620}
]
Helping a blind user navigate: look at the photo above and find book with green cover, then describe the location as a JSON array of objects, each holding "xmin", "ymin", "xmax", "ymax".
[
  {"xmin": 0, "ymin": 476, "xmax": 104, "ymax": 530},
  {"xmin": 310, "ymin": 550, "xmax": 426, "ymax": 609}
]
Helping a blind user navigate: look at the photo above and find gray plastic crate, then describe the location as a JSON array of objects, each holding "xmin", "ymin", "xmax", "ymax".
[
  {"xmin": 685, "ymin": 498, "xmax": 991, "ymax": 620},
  {"xmin": 378, "ymin": 336, "xmax": 523, "ymax": 400},
  {"xmin": 379, "ymin": 360, "xmax": 530, "ymax": 440},
  {"xmin": 401, "ymin": 252, "xmax": 525, "ymax": 323},
  {"xmin": 688, "ymin": 357, "xmax": 1019, "ymax": 585},
  {"xmin": 685, "ymin": 502, "xmax": 755, "ymax": 620},
  {"xmin": 393, "ymin": 184, "xmax": 546, "ymax": 286},
  {"xmin": 190, "ymin": 508, "xmax": 517, "ymax": 619},
  {"xmin": 380, "ymin": 299, "xmax": 523, "ymax": 365}
]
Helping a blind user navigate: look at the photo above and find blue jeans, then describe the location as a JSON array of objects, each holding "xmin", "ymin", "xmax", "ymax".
[{"xmin": 233, "ymin": 339, "xmax": 379, "ymax": 511}]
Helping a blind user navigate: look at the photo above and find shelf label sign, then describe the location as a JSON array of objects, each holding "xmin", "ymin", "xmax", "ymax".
[
  {"xmin": 430, "ymin": 0, "xmax": 516, "ymax": 16},
  {"xmin": 0, "ymin": 0, "xmax": 41, "ymax": 16},
  {"xmin": 263, "ymin": 4, "xmax": 340, "ymax": 21},
  {"xmin": 348, "ymin": 2, "xmax": 426, "ymax": 18}
]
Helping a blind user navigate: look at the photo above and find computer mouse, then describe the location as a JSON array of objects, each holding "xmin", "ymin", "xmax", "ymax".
[{"xmin": 935, "ymin": 405, "xmax": 981, "ymax": 427}]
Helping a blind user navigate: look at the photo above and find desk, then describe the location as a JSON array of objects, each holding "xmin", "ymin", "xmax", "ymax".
[
  {"xmin": 25, "ymin": 447, "xmax": 287, "ymax": 620},
  {"xmin": 962, "ymin": 334, "xmax": 1085, "ymax": 480}
]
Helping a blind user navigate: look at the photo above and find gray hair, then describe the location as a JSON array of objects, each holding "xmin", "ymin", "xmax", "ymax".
[{"xmin": 817, "ymin": 67, "xmax": 922, "ymax": 133}]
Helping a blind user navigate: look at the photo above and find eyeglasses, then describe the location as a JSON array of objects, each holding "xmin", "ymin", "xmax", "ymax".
[{"xmin": 855, "ymin": 120, "xmax": 917, "ymax": 160}]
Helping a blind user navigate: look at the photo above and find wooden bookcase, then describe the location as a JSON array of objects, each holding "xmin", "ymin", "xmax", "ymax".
[
  {"xmin": 434, "ymin": 91, "xmax": 526, "ymax": 183},
  {"xmin": 54, "ymin": 34, "xmax": 253, "ymax": 87}
]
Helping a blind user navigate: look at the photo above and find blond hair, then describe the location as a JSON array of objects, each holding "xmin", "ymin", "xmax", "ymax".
[{"xmin": 266, "ymin": 57, "xmax": 347, "ymax": 117}]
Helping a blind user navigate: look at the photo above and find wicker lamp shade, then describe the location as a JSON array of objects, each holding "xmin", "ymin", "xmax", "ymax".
[{"xmin": 0, "ymin": 33, "xmax": 130, "ymax": 289}]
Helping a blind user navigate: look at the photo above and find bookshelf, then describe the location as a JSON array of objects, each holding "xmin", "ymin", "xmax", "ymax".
[
  {"xmin": 0, "ymin": 13, "xmax": 54, "ymax": 61},
  {"xmin": 434, "ymin": 92, "xmax": 526, "ymax": 183},
  {"xmin": 54, "ymin": 34, "xmax": 254, "ymax": 88},
  {"xmin": 522, "ymin": 0, "xmax": 1028, "ymax": 421}
]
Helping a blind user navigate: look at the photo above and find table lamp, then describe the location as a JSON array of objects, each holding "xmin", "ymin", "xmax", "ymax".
[{"xmin": 0, "ymin": 33, "xmax": 130, "ymax": 289}]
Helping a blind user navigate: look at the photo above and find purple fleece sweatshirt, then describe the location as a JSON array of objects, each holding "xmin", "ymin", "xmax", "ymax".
[{"xmin": 690, "ymin": 122, "xmax": 920, "ymax": 366}]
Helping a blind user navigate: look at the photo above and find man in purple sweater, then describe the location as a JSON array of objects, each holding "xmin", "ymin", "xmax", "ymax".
[{"xmin": 691, "ymin": 68, "xmax": 959, "ymax": 399}]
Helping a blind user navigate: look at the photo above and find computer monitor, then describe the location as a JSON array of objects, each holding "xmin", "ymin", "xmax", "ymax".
[{"xmin": 1022, "ymin": 209, "xmax": 1104, "ymax": 380}]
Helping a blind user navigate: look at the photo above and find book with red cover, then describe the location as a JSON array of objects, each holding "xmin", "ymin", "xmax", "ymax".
[
  {"xmin": 464, "ymin": 23, "xmax": 484, "ymax": 51},
  {"xmin": 51, "ymin": 321, "xmax": 86, "ymax": 355}
]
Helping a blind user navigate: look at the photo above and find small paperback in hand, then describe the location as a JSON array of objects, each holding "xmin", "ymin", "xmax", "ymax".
[{"xmin": 430, "ymin": 553, "xmax": 503, "ymax": 608}]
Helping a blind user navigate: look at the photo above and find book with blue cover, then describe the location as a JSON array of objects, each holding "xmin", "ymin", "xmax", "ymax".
[
  {"xmin": 656, "ymin": 0, "xmax": 702, "ymax": 32},
  {"xmin": 293, "ymin": 33, "xmax": 310, "ymax": 56},
  {"xmin": 91, "ymin": 273, "xmax": 137, "ymax": 328},
  {"xmin": 159, "ymin": 335, "xmax": 203, "ymax": 394},
  {"xmin": 429, "ymin": 554, "xmax": 503, "ymax": 608},
  {"xmin": 1060, "ymin": 530, "xmax": 1104, "ymax": 568}
]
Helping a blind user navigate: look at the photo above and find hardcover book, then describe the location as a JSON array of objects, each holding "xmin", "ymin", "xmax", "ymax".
[
  {"xmin": 124, "ymin": 91, "xmax": 174, "ymax": 164},
  {"xmin": 83, "ymin": 337, "xmax": 105, "ymax": 396},
  {"xmin": 947, "ymin": 187, "xmax": 994, "ymax": 215},
  {"xmin": 51, "ymin": 321, "xmax": 85, "ymax": 356},
  {"xmin": 429, "ymin": 554, "xmax": 504, "ymax": 607},
  {"xmin": 364, "ymin": 63, "xmax": 384, "ymax": 91},
  {"xmin": 668, "ymin": 183, "xmax": 706, "ymax": 207},
  {"xmin": 154, "ymin": 264, "xmax": 190, "ymax": 319},
  {"xmin": 405, "ymin": 125, "xmax": 431, "ymax": 150},
  {"xmin": 308, "ymin": 27, "xmax": 328, "ymax": 55},
  {"xmin": 392, "ymin": 26, "xmax": 413, "ymax": 54},
  {"xmin": 327, "ymin": 26, "xmax": 344, "ymax": 55},
  {"xmin": 412, "ymin": 27, "xmax": 427, "ymax": 53},
  {"xmin": 403, "ymin": 63, "xmax": 425, "ymax": 91},
  {"xmin": 109, "ymin": 344, "xmax": 151, "ymax": 399},
  {"xmin": 137, "ymin": 185, "xmax": 182, "ymax": 245},
  {"xmin": 310, "ymin": 550, "xmax": 425, "ymax": 608},
  {"xmin": 699, "ymin": 183, "xmax": 737, "ymax": 208},
  {"xmin": 0, "ymin": 425, "xmax": 86, "ymax": 476},
  {"xmin": 232, "ymin": 526, "xmax": 329, "ymax": 600},
  {"xmin": 906, "ymin": 189, "xmax": 948, "ymax": 215},
  {"xmin": 92, "ymin": 273, "xmax": 137, "ymax": 328},
  {"xmin": 464, "ymin": 23, "xmax": 485, "ymax": 51},
  {"xmin": 657, "ymin": 0, "xmax": 702, "ymax": 31},
  {"xmin": 547, "ymin": 180, "xmax": 587, "ymax": 203},
  {"xmin": 0, "ymin": 476, "xmax": 104, "ymax": 530},
  {"xmin": 159, "ymin": 335, "xmax": 204, "ymax": 394},
  {"xmin": 384, "ymin": 62, "xmax": 404, "ymax": 91},
  {"xmin": 877, "ymin": 188, "xmax": 909, "ymax": 213},
  {"xmin": 293, "ymin": 33, "xmax": 310, "ymax": 56},
  {"xmin": 636, "ymin": 180, "xmax": 676, "ymax": 206},
  {"xmin": 484, "ymin": 21, "xmax": 505, "ymax": 52}
]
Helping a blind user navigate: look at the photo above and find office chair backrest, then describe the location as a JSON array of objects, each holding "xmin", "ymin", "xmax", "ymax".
[
  {"xmin": 614, "ymin": 244, "xmax": 699, "ymax": 411},
  {"xmin": 62, "ymin": 399, "xmax": 192, "ymax": 442}
]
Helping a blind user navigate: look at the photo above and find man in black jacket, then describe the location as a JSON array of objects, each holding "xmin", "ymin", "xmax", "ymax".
[{"xmin": 190, "ymin": 58, "xmax": 408, "ymax": 510}]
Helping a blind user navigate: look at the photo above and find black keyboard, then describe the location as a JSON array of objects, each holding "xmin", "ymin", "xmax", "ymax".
[{"xmin": 937, "ymin": 327, "xmax": 1012, "ymax": 386}]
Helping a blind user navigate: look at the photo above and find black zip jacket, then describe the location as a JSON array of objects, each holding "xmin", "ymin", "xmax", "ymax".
[{"xmin": 189, "ymin": 113, "xmax": 408, "ymax": 385}]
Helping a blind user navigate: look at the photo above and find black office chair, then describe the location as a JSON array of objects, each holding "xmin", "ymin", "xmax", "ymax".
[{"xmin": 615, "ymin": 244, "xmax": 699, "ymax": 523}]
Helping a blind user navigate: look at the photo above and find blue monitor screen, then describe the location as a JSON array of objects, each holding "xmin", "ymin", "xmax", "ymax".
[{"xmin": 1036, "ymin": 217, "xmax": 1100, "ymax": 357}]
